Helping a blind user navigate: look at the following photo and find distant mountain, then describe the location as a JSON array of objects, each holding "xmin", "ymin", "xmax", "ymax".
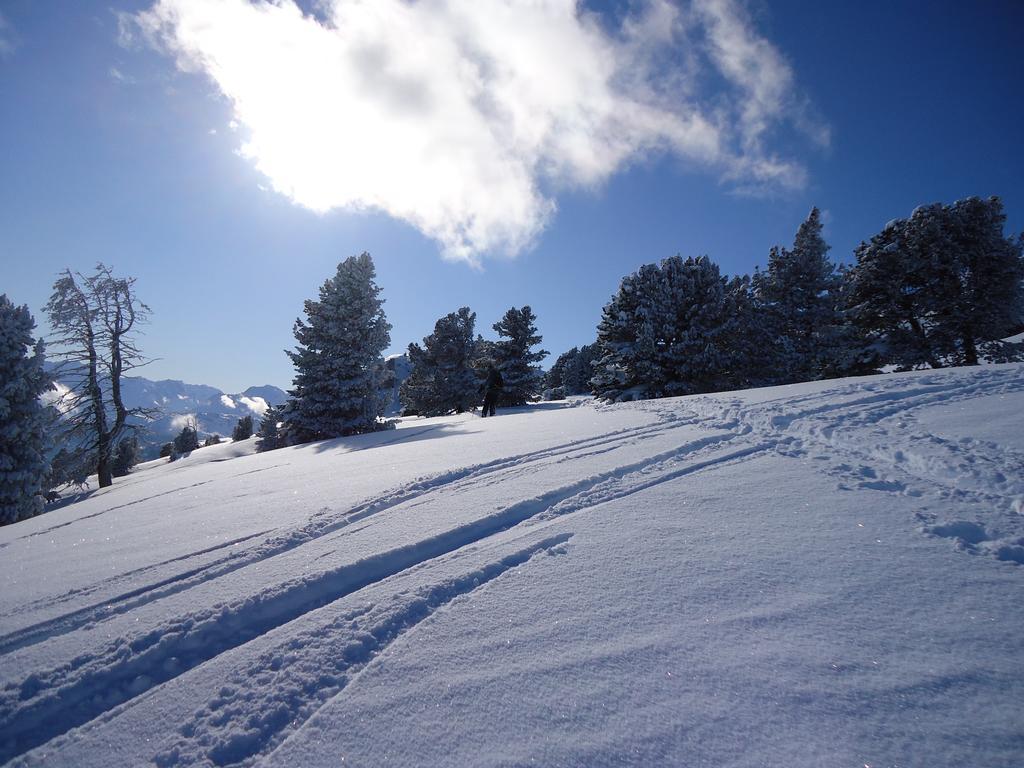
[
  {"xmin": 46, "ymin": 358, "xmax": 416, "ymax": 457},
  {"xmin": 47, "ymin": 365, "xmax": 288, "ymax": 458}
]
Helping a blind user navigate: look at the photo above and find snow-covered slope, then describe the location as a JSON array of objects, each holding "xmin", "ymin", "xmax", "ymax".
[{"xmin": 1, "ymin": 365, "xmax": 1022, "ymax": 767}]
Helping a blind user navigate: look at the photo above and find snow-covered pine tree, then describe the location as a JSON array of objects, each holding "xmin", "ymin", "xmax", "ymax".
[
  {"xmin": 591, "ymin": 263, "xmax": 664, "ymax": 401},
  {"xmin": 565, "ymin": 344, "xmax": 598, "ymax": 395},
  {"xmin": 544, "ymin": 347, "xmax": 575, "ymax": 392},
  {"xmin": 718, "ymin": 274, "xmax": 776, "ymax": 389},
  {"xmin": 845, "ymin": 219, "xmax": 936, "ymax": 369},
  {"xmin": 492, "ymin": 306, "xmax": 547, "ymax": 406},
  {"xmin": 231, "ymin": 415, "xmax": 253, "ymax": 442},
  {"xmin": 544, "ymin": 345, "xmax": 596, "ymax": 396},
  {"xmin": 400, "ymin": 307, "xmax": 479, "ymax": 416},
  {"xmin": 593, "ymin": 256, "xmax": 750, "ymax": 401},
  {"xmin": 1, "ymin": 296, "xmax": 54, "ymax": 524},
  {"xmin": 657, "ymin": 255, "xmax": 745, "ymax": 395},
  {"xmin": 938, "ymin": 196, "xmax": 1023, "ymax": 364},
  {"xmin": 111, "ymin": 434, "xmax": 140, "ymax": 477},
  {"xmin": 256, "ymin": 404, "xmax": 285, "ymax": 452},
  {"xmin": 753, "ymin": 207, "xmax": 845, "ymax": 383},
  {"xmin": 846, "ymin": 197, "xmax": 1024, "ymax": 368},
  {"xmin": 470, "ymin": 335, "xmax": 499, "ymax": 382},
  {"xmin": 172, "ymin": 421, "xmax": 199, "ymax": 457},
  {"xmin": 285, "ymin": 253, "xmax": 392, "ymax": 442}
]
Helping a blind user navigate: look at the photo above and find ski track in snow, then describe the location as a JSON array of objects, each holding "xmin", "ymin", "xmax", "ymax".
[
  {"xmin": 0, "ymin": 418, "xmax": 690, "ymax": 655},
  {"xmin": 0, "ymin": 425, "xmax": 748, "ymax": 762},
  {"xmin": 152, "ymin": 534, "xmax": 573, "ymax": 768},
  {"xmin": 2, "ymin": 364, "xmax": 1022, "ymax": 765}
]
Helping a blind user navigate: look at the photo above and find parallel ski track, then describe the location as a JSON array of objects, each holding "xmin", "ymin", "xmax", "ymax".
[
  {"xmin": 0, "ymin": 418, "xmax": 750, "ymax": 762},
  {"xmin": 0, "ymin": 415, "xmax": 692, "ymax": 655},
  {"xmin": 4, "ymin": 365, "xmax": 1022, "ymax": 765}
]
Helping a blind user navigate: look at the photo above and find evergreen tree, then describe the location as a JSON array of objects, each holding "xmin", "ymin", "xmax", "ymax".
[
  {"xmin": 592, "ymin": 255, "xmax": 748, "ymax": 400},
  {"xmin": 285, "ymin": 253, "xmax": 392, "ymax": 442},
  {"xmin": 0, "ymin": 296, "xmax": 54, "ymax": 525},
  {"xmin": 231, "ymin": 415, "xmax": 253, "ymax": 442},
  {"xmin": 400, "ymin": 308, "xmax": 479, "ymax": 416},
  {"xmin": 719, "ymin": 274, "xmax": 776, "ymax": 389},
  {"xmin": 565, "ymin": 344, "xmax": 598, "ymax": 395},
  {"xmin": 545, "ymin": 344, "xmax": 597, "ymax": 397},
  {"xmin": 469, "ymin": 335, "xmax": 499, "ymax": 380},
  {"xmin": 753, "ymin": 208, "xmax": 845, "ymax": 382},
  {"xmin": 256, "ymin": 404, "xmax": 285, "ymax": 452},
  {"xmin": 545, "ymin": 347, "xmax": 576, "ymax": 392},
  {"xmin": 846, "ymin": 197, "xmax": 1024, "ymax": 368},
  {"xmin": 657, "ymin": 255, "xmax": 747, "ymax": 395},
  {"xmin": 172, "ymin": 422, "xmax": 199, "ymax": 456},
  {"xmin": 591, "ymin": 263, "xmax": 663, "ymax": 401},
  {"xmin": 492, "ymin": 306, "xmax": 547, "ymax": 406},
  {"xmin": 111, "ymin": 434, "xmax": 140, "ymax": 477}
]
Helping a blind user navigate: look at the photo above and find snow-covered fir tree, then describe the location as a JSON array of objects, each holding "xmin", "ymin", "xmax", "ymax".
[
  {"xmin": 719, "ymin": 274, "xmax": 777, "ymax": 389},
  {"xmin": 111, "ymin": 434, "xmax": 140, "ymax": 477},
  {"xmin": 544, "ymin": 347, "xmax": 574, "ymax": 393},
  {"xmin": 172, "ymin": 421, "xmax": 199, "ymax": 457},
  {"xmin": 0, "ymin": 296, "xmax": 54, "ymax": 525},
  {"xmin": 591, "ymin": 262, "xmax": 663, "ymax": 401},
  {"xmin": 285, "ymin": 253, "xmax": 392, "ymax": 442},
  {"xmin": 256, "ymin": 404, "xmax": 285, "ymax": 452},
  {"xmin": 400, "ymin": 307, "xmax": 479, "ymax": 416},
  {"xmin": 657, "ymin": 255, "xmax": 750, "ymax": 394},
  {"xmin": 566, "ymin": 344, "xmax": 598, "ymax": 395},
  {"xmin": 592, "ymin": 256, "xmax": 750, "ymax": 401},
  {"xmin": 546, "ymin": 344, "xmax": 600, "ymax": 398},
  {"xmin": 231, "ymin": 415, "xmax": 253, "ymax": 442},
  {"xmin": 846, "ymin": 196, "xmax": 1024, "ymax": 369},
  {"xmin": 753, "ymin": 208, "xmax": 846, "ymax": 383},
  {"xmin": 492, "ymin": 306, "xmax": 547, "ymax": 406}
]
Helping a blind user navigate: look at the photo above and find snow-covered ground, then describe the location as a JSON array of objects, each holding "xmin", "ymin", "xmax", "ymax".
[{"xmin": 2, "ymin": 364, "xmax": 1023, "ymax": 767}]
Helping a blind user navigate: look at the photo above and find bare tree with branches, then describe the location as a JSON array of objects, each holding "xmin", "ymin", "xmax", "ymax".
[{"xmin": 44, "ymin": 264, "xmax": 155, "ymax": 488}]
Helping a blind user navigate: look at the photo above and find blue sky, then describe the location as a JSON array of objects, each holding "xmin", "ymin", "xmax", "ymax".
[{"xmin": 2, "ymin": 0, "xmax": 1022, "ymax": 393}]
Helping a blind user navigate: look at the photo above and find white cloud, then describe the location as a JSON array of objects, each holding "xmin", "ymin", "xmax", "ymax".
[
  {"xmin": 0, "ymin": 11, "xmax": 18, "ymax": 59},
  {"xmin": 137, "ymin": 0, "xmax": 824, "ymax": 264},
  {"xmin": 237, "ymin": 396, "xmax": 268, "ymax": 416},
  {"xmin": 109, "ymin": 66, "xmax": 137, "ymax": 84}
]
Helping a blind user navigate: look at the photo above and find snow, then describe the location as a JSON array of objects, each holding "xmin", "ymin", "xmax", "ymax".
[{"xmin": 1, "ymin": 364, "xmax": 1023, "ymax": 767}]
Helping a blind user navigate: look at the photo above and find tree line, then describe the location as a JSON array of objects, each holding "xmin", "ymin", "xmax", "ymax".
[
  {"xmin": 587, "ymin": 196, "xmax": 1023, "ymax": 401},
  {"xmin": 254, "ymin": 253, "xmax": 549, "ymax": 451},
  {"xmin": 2, "ymin": 195, "xmax": 1021, "ymax": 524}
]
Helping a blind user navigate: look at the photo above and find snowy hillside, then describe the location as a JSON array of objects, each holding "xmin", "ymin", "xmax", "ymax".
[{"xmin": 2, "ymin": 364, "xmax": 1023, "ymax": 767}]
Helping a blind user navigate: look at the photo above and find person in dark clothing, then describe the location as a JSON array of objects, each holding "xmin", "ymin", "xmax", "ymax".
[{"xmin": 481, "ymin": 365, "xmax": 503, "ymax": 417}]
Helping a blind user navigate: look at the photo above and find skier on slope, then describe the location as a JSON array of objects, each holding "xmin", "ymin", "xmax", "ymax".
[{"xmin": 481, "ymin": 364, "xmax": 503, "ymax": 418}]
